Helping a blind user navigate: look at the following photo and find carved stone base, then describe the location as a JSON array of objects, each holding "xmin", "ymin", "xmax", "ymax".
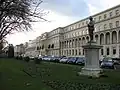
[{"xmin": 78, "ymin": 67, "xmax": 103, "ymax": 77}]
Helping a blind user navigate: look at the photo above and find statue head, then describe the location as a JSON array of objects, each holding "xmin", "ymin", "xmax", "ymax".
[{"xmin": 89, "ymin": 16, "xmax": 93, "ymax": 21}]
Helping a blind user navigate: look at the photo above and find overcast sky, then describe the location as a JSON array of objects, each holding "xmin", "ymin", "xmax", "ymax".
[{"xmin": 6, "ymin": 0, "xmax": 120, "ymax": 46}]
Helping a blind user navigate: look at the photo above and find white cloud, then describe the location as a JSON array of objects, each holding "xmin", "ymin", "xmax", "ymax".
[
  {"xmin": 87, "ymin": 4, "xmax": 101, "ymax": 15},
  {"xmin": 7, "ymin": 0, "xmax": 120, "ymax": 46},
  {"xmin": 6, "ymin": 10, "xmax": 76, "ymax": 45}
]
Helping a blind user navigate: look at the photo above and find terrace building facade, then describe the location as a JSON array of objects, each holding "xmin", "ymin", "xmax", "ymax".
[{"xmin": 27, "ymin": 4, "xmax": 120, "ymax": 59}]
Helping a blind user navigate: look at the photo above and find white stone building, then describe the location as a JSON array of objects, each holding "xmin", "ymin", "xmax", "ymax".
[
  {"xmin": 26, "ymin": 4, "xmax": 120, "ymax": 58},
  {"xmin": 59, "ymin": 4, "xmax": 120, "ymax": 58},
  {"xmin": 25, "ymin": 39, "xmax": 37, "ymax": 57},
  {"xmin": 14, "ymin": 44, "xmax": 25, "ymax": 56}
]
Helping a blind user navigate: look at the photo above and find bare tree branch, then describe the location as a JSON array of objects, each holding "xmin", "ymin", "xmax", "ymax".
[
  {"xmin": 0, "ymin": 0, "xmax": 48, "ymax": 42},
  {"xmin": 0, "ymin": 0, "xmax": 48, "ymax": 50}
]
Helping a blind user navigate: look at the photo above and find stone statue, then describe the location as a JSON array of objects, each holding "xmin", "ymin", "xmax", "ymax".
[{"xmin": 88, "ymin": 16, "xmax": 95, "ymax": 41}]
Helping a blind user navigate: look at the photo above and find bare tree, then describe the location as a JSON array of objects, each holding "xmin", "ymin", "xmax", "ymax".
[{"xmin": 0, "ymin": 0, "xmax": 47, "ymax": 41}]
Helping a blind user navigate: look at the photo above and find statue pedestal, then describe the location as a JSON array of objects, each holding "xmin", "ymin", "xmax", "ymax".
[{"xmin": 78, "ymin": 41, "xmax": 103, "ymax": 77}]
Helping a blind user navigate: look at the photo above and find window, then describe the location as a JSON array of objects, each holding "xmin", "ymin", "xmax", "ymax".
[
  {"xmin": 72, "ymin": 49, "xmax": 74, "ymax": 55},
  {"xmin": 69, "ymin": 27, "xmax": 71, "ymax": 30},
  {"xmin": 115, "ymin": 10, "xmax": 119, "ymax": 15},
  {"xmin": 82, "ymin": 22, "xmax": 84, "ymax": 26},
  {"xmin": 104, "ymin": 24, "xmax": 107, "ymax": 29},
  {"xmin": 79, "ymin": 49, "xmax": 81, "ymax": 55},
  {"xmin": 81, "ymin": 30, "xmax": 83, "ymax": 35},
  {"xmin": 94, "ymin": 18, "xmax": 96, "ymax": 22},
  {"xmin": 76, "ymin": 49, "xmax": 77, "ymax": 55},
  {"xmin": 116, "ymin": 21, "xmax": 119, "ymax": 27},
  {"xmin": 83, "ymin": 49, "xmax": 84, "ymax": 55},
  {"xmin": 101, "ymin": 49, "xmax": 103, "ymax": 55},
  {"xmin": 109, "ymin": 23, "xmax": 113, "ymax": 28},
  {"xmin": 64, "ymin": 35, "xmax": 66, "ymax": 39},
  {"xmin": 79, "ymin": 31, "xmax": 81, "ymax": 35},
  {"xmin": 99, "ymin": 16, "xmax": 101, "ymax": 21},
  {"xmin": 98, "ymin": 26, "xmax": 101, "ymax": 31},
  {"xmin": 85, "ymin": 29, "xmax": 87, "ymax": 34},
  {"xmin": 107, "ymin": 48, "xmax": 109, "ymax": 55},
  {"xmin": 69, "ymin": 50, "xmax": 71, "ymax": 55},
  {"xmin": 104, "ymin": 14, "xmax": 107, "ymax": 19},
  {"xmin": 65, "ymin": 28, "xmax": 68, "ymax": 32},
  {"xmin": 79, "ymin": 24, "xmax": 80, "ymax": 28},
  {"xmin": 75, "ymin": 24, "xmax": 77, "ymax": 29},
  {"xmin": 109, "ymin": 12, "xmax": 112, "ymax": 17},
  {"xmin": 86, "ymin": 21, "xmax": 88, "ymax": 24},
  {"xmin": 72, "ymin": 26, "xmax": 74, "ymax": 30},
  {"xmin": 113, "ymin": 48, "xmax": 116, "ymax": 55}
]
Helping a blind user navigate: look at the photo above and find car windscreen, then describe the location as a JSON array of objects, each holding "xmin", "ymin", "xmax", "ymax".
[{"xmin": 68, "ymin": 57, "xmax": 76, "ymax": 61}]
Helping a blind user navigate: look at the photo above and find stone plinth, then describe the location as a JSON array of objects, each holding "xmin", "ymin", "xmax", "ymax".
[{"xmin": 79, "ymin": 41, "xmax": 103, "ymax": 77}]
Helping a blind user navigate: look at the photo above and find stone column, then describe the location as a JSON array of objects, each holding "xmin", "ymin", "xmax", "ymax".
[
  {"xmin": 73, "ymin": 39, "xmax": 75, "ymax": 48},
  {"xmin": 109, "ymin": 45, "xmax": 112, "ymax": 57},
  {"xmin": 68, "ymin": 41, "xmax": 70, "ymax": 48},
  {"xmin": 67, "ymin": 41, "xmax": 68, "ymax": 48},
  {"xmin": 117, "ymin": 31, "xmax": 119, "ymax": 43},
  {"xmin": 104, "ymin": 33, "xmax": 106, "ymax": 45},
  {"xmin": 110, "ymin": 32, "xmax": 112, "ymax": 44},
  {"xmin": 98, "ymin": 35, "xmax": 100, "ymax": 45},
  {"xmin": 78, "ymin": 40, "xmax": 80, "ymax": 47},
  {"xmin": 64, "ymin": 41, "xmax": 66, "ymax": 48},
  {"xmin": 116, "ymin": 44, "xmax": 119, "ymax": 58},
  {"xmin": 76, "ymin": 39, "xmax": 78, "ymax": 47},
  {"xmin": 75, "ymin": 39, "xmax": 77, "ymax": 47},
  {"xmin": 103, "ymin": 46, "xmax": 106, "ymax": 56},
  {"xmin": 69, "ymin": 41, "xmax": 71, "ymax": 48},
  {"xmin": 61, "ymin": 42, "xmax": 63, "ymax": 49},
  {"xmin": 63, "ymin": 42, "xmax": 65, "ymax": 49}
]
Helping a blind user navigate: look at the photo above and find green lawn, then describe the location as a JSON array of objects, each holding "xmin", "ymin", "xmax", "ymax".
[{"xmin": 0, "ymin": 58, "xmax": 120, "ymax": 90}]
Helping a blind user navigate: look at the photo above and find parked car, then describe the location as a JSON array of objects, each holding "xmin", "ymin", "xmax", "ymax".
[
  {"xmin": 100, "ymin": 58, "xmax": 114, "ymax": 69},
  {"xmin": 38, "ymin": 55, "xmax": 44, "ymax": 60},
  {"xmin": 29, "ymin": 56, "xmax": 35, "ymax": 60},
  {"xmin": 75, "ymin": 57, "xmax": 85, "ymax": 65},
  {"xmin": 67, "ymin": 57, "xmax": 78, "ymax": 64},
  {"xmin": 60, "ymin": 57, "xmax": 69, "ymax": 63},
  {"xmin": 112, "ymin": 58, "xmax": 120, "ymax": 65},
  {"xmin": 42, "ymin": 56, "xmax": 52, "ymax": 61},
  {"xmin": 50, "ymin": 56, "xmax": 61, "ymax": 62}
]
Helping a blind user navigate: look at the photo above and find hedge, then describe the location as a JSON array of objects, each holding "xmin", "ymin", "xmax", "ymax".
[{"xmin": 43, "ymin": 80, "xmax": 120, "ymax": 90}]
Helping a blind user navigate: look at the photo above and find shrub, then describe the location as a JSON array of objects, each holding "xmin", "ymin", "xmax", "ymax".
[
  {"xmin": 15, "ymin": 56, "xmax": 19, "ymax": 60},
  {"xmin": 43, "ymin": 80, "xmax": 120, "ymax": 90},
  {"xmin": 34, "ymin": 57, "xmax": 42, "ymax": 64},
  {"xmin": 24, "ymin": 56, "xmax": 30, "ymax": 62},
  {"xmin": 19, "ymin": 56, "xmax": 23, "ymax": 60},
  {"xmin": 54, "ymin": 59, "xmax": 59, "ymax": 63},
  {"xmin": 15, "ymin": 56, "xmax": 23, "ymax": 60}
]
